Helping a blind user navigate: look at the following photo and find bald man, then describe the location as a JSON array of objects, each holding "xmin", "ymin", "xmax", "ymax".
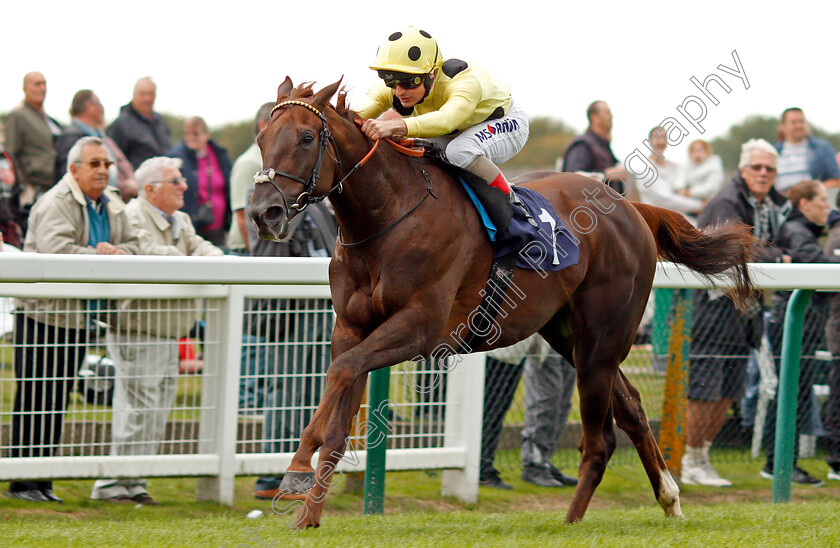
[
  {"xmin": 2, "ymin": 72, "xmax": 63, "ymax": 206},
  {"xmin": 106, "ymin": 77, "xmax": 172, "ymax": 169}
]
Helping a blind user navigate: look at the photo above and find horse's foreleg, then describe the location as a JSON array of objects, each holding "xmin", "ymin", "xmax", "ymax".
[
  {"xmin": 612, "ymin": 369, "xmax": 683, "ymax": 518},
  {"xmin": 282, "ymin": 307, "xmax": 434, "ymax": 503},
  {"xmin": 291, "ymin": 373, "xmax": 369, "ymax": 528},
  {"xmin": 283, "ymin": 323, "xmax": 362, "ymax": 486}
]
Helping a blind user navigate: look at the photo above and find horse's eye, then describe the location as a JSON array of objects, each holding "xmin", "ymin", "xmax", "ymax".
[{"xmin": 302, "ymin": 134, "xmax": 315, "ymax": 145}]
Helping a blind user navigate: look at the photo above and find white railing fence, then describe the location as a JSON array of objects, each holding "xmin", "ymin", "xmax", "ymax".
[
  {"xmin": 0, "ymin": 254, "xmax": 483, "ymax": 505},
  {"xmin": 1, "ymin": 254, "xmax": 838, "ymax": 506}
]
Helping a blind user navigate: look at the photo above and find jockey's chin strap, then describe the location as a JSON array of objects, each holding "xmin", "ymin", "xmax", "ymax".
[{"xmin": 254, "ymin": 100, "xmax": 424, "ymax": 214}]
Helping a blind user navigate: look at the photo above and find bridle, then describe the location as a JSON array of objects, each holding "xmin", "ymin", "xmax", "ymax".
[
  {"xmin": 253, "ymin": 99, "xmax": 379, "ymax": 214},
  {"xmin": 254, "ymin": 98, "xmax": 436, "ymax": 247}
]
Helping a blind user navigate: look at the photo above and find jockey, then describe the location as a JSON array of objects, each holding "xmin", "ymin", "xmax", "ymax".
[{"xmin": 356, "ymin": 27, "xmax": 529, "ymax": 197}]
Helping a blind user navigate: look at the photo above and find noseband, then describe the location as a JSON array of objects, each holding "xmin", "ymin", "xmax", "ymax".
[{"xmin": 253, "ymin": 100, "xmax": 343, "ymax": 213}]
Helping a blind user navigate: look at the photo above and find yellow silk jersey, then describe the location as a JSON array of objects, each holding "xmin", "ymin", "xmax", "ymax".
[{"xmin": 355, "ymin": 60, "xmax": 512, "ymax": 138}]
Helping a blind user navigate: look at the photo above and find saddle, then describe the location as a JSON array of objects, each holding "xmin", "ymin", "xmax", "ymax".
[
  {"xmin": 411, "ymin": 139, "xmax": 578, "ymax": 270},
  {"xmin": 409, "ymin": 140, "xmax": 580, "ymax": 350},
  {"xmin": 413, "ymin": 139, "xmax": 512, "ymax": 239}
]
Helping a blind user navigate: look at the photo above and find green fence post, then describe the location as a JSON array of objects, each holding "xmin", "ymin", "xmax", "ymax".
[
  {"xmin": 651, "ymin": 288, "xmax": 674, "ymax": 373},
  {"xmin": 363, "ymin": 367, "xmax": 390, "ymax": 514},
  {"xmin": 773, "ymin": 289, "xmax": 814, "ymax": 503}
]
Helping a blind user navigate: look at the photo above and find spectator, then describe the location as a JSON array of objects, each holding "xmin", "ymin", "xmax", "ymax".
[
  {"xmin": 759, "ymin": 180, "xmax": 837, "ymax": 486},
  {"xmin": 0, "ymin": 126, "xmax": 24, "ymax": 247},
  {"xmin": 248, "ymin": 187, "xmax": 336, "ymax": 500},
  {"xmin": 7, "ymin": 136, "xmax": 139, "ymax": 503},
  {"xmin": 3, "ymin": 72, "xmax": 62, "ymax": 208},
  {"xmin": 168, "ymin": 117, "xmax": 232, "ymax": 247},
  {"xmin": 479, "ymin": 335, "xmax": 577, "ymax": 490},
  {"xmin": 478, "ymin": 350, "xmax": 524, "ymax": 490},
  {"xmin": 774, "ymin": 107, "xmax": 840, "ymax": 193},
  {"xmin": 231, "ymin": 103, "xmax": 281, "ymax": 412},
  {"xmin": 641, "ymin": 127, "xmax": 705, "ymax": 353},
  {"xmin": 227, "ymin": 102, "xmax": 274, "ymax": 256},
  {"xmin": 823, "ymin": 197, "xmax": 840, "ymax": 482},
  {"xmin": 561, "ymin": 100, "xmax": 630, "ymax": 194},
  {"xmin": 681, "ymin": 139, "xmax": 725, "ymax": 202},
  {"xmin": 520, "ymin": 349, "xmax": 578, "ymax": 488},
  {"xmin": 107, "ymin": 77, "xmax": 172, "ymax": 169},
  {"xmin": 90, "ymin": 156, "xmax": 222, "ymax": 505},
  {"xmin": 683, "ymin": 138, "xmax": 791, "ymax": 487},
  {"xmin": 55, "ymin": 90, "xmax": 137, "ymax": 202},
  {"xmin": 230, "ymin": 103, "xmax": 273, "ymax": 410},
  {"xmin": 638, "ymin": 126, "xmax": 703, "ymax": 221}
]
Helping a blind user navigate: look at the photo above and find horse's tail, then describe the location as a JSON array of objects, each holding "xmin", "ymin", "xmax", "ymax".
[{"xmin": 632, "ymin": 201, "xmax": 757, "ymax": 311}]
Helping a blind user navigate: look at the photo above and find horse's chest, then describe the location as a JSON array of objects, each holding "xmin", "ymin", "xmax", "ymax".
[{"xmin": 343, "ymin": 275, "xmax": 409, "ymax": 330}]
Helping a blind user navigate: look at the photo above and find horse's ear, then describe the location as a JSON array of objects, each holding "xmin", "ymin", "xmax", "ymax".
[
  {"xmin": 312, "ymin": 77, "xmax": 343, "ymax": 112},
  {"xmin": 277, "ymin": 76, "xmax": 294, "ymax": 102}
]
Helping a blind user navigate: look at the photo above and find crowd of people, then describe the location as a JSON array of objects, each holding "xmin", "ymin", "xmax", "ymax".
[
  {"xmin": 0, "ymin": 72, "xmax": 337, "ymax": 505},
  {"xmin": 607, "ymin": 108, "xmax": 840, "ymax": 488},
  {"xmin": 4, "ymin": 25, "xmax": 840, "ymax": 507}
]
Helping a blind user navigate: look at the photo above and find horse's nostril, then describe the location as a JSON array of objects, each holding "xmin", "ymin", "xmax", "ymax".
[{"xmin": 265, "ymin": 206, "xmax": 284, "ymax": 222}]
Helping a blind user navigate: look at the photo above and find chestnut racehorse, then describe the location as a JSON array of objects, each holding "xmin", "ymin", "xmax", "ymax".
[{"xmin": 248, "ymin": 78, "xmax": 756, "ymax": 528}]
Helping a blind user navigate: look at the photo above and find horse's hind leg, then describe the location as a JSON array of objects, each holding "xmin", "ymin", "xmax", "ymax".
[
  {"xmin": 612, "ymin": 368, "xmax": 683, "ymax": 518},
  {"xmin": 541, "ymin": 305, "xmax": 623, "ymax": 522},
  {"xmin": 566, "ymin": 355, "xmax": 620, "ymax": 522}
]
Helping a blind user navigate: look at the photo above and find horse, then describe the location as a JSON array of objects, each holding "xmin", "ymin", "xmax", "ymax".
[{"xmin": 248, "ymin": 77, "xmax": 756, "ymax": 528}]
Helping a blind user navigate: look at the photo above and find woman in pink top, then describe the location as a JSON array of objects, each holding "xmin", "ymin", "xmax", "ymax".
[{"xmin": 167, "ymin": 116, "xmax": 232, "ymax": 246}]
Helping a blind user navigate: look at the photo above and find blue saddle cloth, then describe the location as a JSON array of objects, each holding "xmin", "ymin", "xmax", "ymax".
[{"xmin": 460, "ymin": 180, "xmax": 579, "ymax": 272}]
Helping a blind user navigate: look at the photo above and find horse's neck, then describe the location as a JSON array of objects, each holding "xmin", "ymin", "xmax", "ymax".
[{"xmin": 331, "ymin": 143, "xmax": 427, "ymax": 242}]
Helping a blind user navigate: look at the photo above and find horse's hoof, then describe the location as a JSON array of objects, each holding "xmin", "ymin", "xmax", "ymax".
[
  {"xmin": 280, "ymin": 470, "xmax": 316, "ymax": 494},
  {"xmin": 666, "ymin": 500, "xmax": 685, "ymax": 518},
  {"xmin": 274, "ymin": 492, "xmax": 309, "ymax": 501},
  {"xmin": 293, "ymin": 520, "xmax": 321, "ymax": 529}
]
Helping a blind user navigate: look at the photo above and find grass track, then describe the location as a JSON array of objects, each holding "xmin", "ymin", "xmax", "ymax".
[
  {"xmin": 3, "ymin": 454, "xmax": 840, "ymax": 547},
  {"xmin": 3, "ymin": 500, "xmax": 838, "ymax": 547}
]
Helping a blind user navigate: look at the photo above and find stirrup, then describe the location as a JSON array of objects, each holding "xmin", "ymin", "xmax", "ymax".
[{"xmin": 412, "ymin": 139, "xmax": 446, "ymax": 161}]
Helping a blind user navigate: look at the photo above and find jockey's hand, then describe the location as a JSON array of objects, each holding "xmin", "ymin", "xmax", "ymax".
[{"xmin": 361, "ymin": 118, "xmax": 408, "ymax": 141}]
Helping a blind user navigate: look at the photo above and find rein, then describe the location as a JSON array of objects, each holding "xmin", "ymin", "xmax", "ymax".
[
  {"xmin": 338, "ymin": 167, "xmax": 436, "ymax": 248},
  {"xmin": 255, "ymin": 99, "xmax": 437, "ymax": 247}
]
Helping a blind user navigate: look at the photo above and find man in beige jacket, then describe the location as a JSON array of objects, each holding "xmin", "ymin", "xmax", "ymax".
[
  {"xmin": 91, "ymin": 156, "xmax": 222, "ymax": 505},
  {"xmin": 8, "ymin": 136, "xmax": 139, "ymax": 503},
  {"xmin": 3, "ymin": 72, "xmax": 63, "ymax": 206}
]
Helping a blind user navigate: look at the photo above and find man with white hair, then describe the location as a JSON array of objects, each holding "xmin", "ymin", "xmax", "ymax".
[
  {"xmin": 683, "ymin": 138, "xmax": 793, "ymax": 488},
  {"xmin": 8, "ymin": 136, "xmax": 139, "ymax": 503},
  {"xmin": 107, "ymin": 77, "xmax": 171, "ymax": 169},
  {"xmin": 90, "ymin": 156, "xmax": 222, "ymax": 505}
]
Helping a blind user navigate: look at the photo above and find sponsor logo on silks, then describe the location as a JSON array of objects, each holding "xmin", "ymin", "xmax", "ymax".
[{"xmin": 474, "ymin": 119, "xmax": 519, "ymax": 143}]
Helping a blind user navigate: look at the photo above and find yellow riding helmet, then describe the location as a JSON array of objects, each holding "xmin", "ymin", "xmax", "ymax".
[{"xmin": 370, "ymin": 27, "xmax": 442, "ymax": 76}]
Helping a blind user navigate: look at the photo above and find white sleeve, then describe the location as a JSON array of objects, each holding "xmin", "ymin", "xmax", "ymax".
[{"xmin": 639, "ymin": 162, "xmax": 703, "ymax": 214}]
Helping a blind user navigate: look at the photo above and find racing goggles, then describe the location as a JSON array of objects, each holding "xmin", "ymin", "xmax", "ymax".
[{"xmin": 378, "ymin": 71, "xmax": 424, "ymax": 89}]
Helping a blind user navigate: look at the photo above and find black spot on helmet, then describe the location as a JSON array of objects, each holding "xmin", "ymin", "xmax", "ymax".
[{"xmin": 370, "ymin": 26, "xmax": 442, "ymax": 76}]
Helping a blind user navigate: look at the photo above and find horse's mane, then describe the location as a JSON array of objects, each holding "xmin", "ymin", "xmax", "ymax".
[
  {"xmin": 283, "ymin": 82, "xmax": 357, "ymax": 124},
  {"xmin": 287, "ymin": 82, "xmax": 316, "ymax": 99}
]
